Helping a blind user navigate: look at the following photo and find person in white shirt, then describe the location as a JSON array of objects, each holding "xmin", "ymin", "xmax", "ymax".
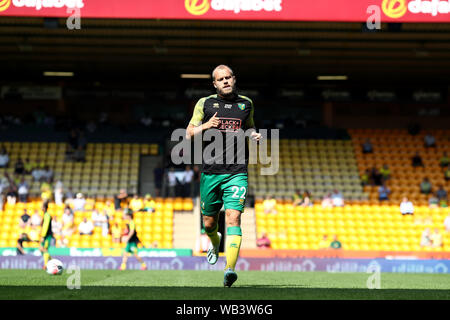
[
  {"xmin": 30, "ymin": 210, "xmax": 42, "ymax": 227},
  {"xmin": 17, "ymin": 178, "xmax": 29, "ymax": 203},
  {"xmin": 331, "ymin": 189, "xmax": 344, "ymax": 207},
  {"xmin": 54, "ymin": 180, "xmax": 64, "ymax": 205},
  {"xmin": 400, "ymin": 197, "xmax": 414, "ymax": 215},
  {"xmin": 444, "ymin": 213, "xmax": 450, "ymax": 232},
  {"xmin": 73, "ymin": 193, "xmax": 86, "ymax": 211},
  {"xmin": 0, "ymin": 147, "xmax": 9, "ymax": 168},
  {"xmin": 167, "ymin": 168, "xmax": 177, "ymax": 197},
  {"xmin": 78, "ymin": 218, "xmax": 94, "ymax": 235}
]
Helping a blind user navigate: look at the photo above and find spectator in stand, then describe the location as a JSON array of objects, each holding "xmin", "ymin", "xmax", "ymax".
[
  {"xmin": 263, "ymin": 195, "xmax": 277, "ymax": 214},
  {"xmin": 153, "ymin": 164, "xmax": 164, "ymax": 197},
  {"xmin": 329, "ymin": 235, "xmax": 342, "ymax": 249},
  {"xmin": 114, "ymin": 188, "xmax": 128, "ymax": 210},
  {"xmin": 362, "ymin": 139, "xmax": 373, "ymax": 154},
  {"xmin": 129, "ymin": 194, "xmax": 144, "ymax": 212},
  {"xmin": 318, "ymin": 235, "xmax": 330, "ymax": 250},
  {"xmin": 167, "ymin": 168, "xmax": 177, "ymax": 197},
  {"xmin": 192, "ymin": 165, "xmax": 201, "ymax": 198},
  {"xmin": 42, "ymin": 165, "xmax": 54, "ymax": 182},
  {"xmin": 65, "ymin": 187, "xmax": 74, "ymax": 204},
  {"xmin": 40, "ymin": 178, "xmax": 52, "ymax": 203},
  {"xmin": 140, "ymin": 112, "xmax": 153, "ymax": 127},
  {"xmin": 51, "ymin": 217, "xmax": 62, "ymax": 246},
  {"xmin": 429, "ymin": 195, "xmax": 439, "ymax": 208},
  {"xmin": 445, "ymin": 165, "xmax": 450, "ymax": 182},
  {"xmin": 440, "ymin": 152, "xmax": 450, "ymax": 168},
  {"xmin": 30, "ymin": 210, "xmax": 42, "ymax": 227},
  {"xmin": 23, "ymin": 158, "xmax": 33, "ymax": 175},
  {"xmin": 17, "ymin": 177, "xmax": 29, "ymax": 203},
  {"xmin": 14, "ymin": 158, "xmax": 25, "ymax": 175},
  {"xmin": 424, "ymin": 133, "xmax": 436, "ymax": 148},
  {"xmin": 73, "ymin": 193, "xmax": 86, "ymax": 211},
  {"xmin": 31, "ymin": 164, "xmax": 46, "ymax": 182},
  {"xmin": 78, "ymin": 218, "xmax": 94, "ymax": 235},
  {"xmin": 361, "ymin": 169, "xmax": 371, "ymax": 187},
  {"xmin": 412, "ymin": 152, "xmax": 424, "ymax": 167},
  {"xmin": 380, "ymin": 164, "xmax": 391, "ymax": 181},
  {"xmin": 183, "ymin": 165, "xmax": 194, "ymax": 197},
  {"xmin": 0, "ymin": 146, "xmax": 9, "ymax": 168},
  {"xmin": 370, "ymin": 167, "xmax": 383, "ymax": 186},
  {"xmin": 378, "ymin": 183, "xmax": 391, "ymax": 201},
  {"xmin": 321, "ymin": 193, "xmax": 333, "ymax": 208},
  {"xmin": 54, "ymin": 180, "xmax": 64, "ymax": 205},
  {"xmin": 436, "ymin": 185, "xmax": 447, "ymax": 201},
  {"xmin": 331, "ymin": 189, "xmax": 344, "ymax": 207},
  {"xmin": 420, "ymin": 228, "xmax": 432, "ymax": 247},
  {"xmin": 420, "ymin": 177, "xmax": 432, "ymax": 195},
  {"xmin": 431, "ymin": 228, "xmax": 443, "ymax": 248},
  {"xmin": 256, "ymin": 232, "xmax": 271, "ymax": 249},
  {"xmin": 301, "ymin": 191, "xmax": 313, "ymax": 207},
  {"xmin": 292, "ymin": 189, "xmax": 303, "ymax": 206},
  {"xmin": 444, "ymin": 213, "xmax": 450, "ymax": 232},
  {"xmin": 92, "ymin": 209, "xmax": 109, "ymax": 236},
  {"xmin": 61, "ymin": 206, "xmax": 75, "ymax": 246},
  {"xmin": 400, "ymin": 197, "xmax": 414, "ymax": 215},
  {"xmin": 195, "ymin": 228, "xmax": 211, "ymax": 253},
  {"xmin": 74, "ymin": 131, "xmax": 87, "ymax": 162},
  {"xmin": 16, "ymin": 232, "xmax": 36, "ymax": 255},
  {"xmin": 6, "ymin": 186, "xmax": 18, "ymax": 205},
  {"xmin": 111, "ymin": 223, "xmax": 122, "ymax": 243},
  {"xmin": 143, "ymin": 194, "xmax": 155, "ymax": 213},
  {"xmin": 19, "ymin": 209, "xmax": 31, "ymax": 229}
]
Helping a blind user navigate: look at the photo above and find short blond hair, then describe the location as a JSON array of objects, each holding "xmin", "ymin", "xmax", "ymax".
[{"xmin": 212, "ymin": 64, "xmax": 234, "ymax": 81}]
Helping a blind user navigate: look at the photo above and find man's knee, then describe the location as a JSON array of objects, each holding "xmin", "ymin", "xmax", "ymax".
[{"xmin": 226, "ymin": 209, "xmax": 241, "ymax": 226}]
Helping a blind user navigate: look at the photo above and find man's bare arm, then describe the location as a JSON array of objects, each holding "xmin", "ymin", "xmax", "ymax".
[{"xmin": 186, "ymin": 112, "xmax": 220, "ymax": 139}]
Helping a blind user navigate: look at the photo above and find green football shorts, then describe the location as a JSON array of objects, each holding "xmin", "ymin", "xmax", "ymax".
[
  {"xmin": 125, "ymin": 241, "xmax": 138, "ymax": 254},
  {"xmin": 200, "ymin": 173, "xmax": 248, "ymax": 216},
  {"xmin": 40, "ymin": 235, "xmax": 53, "ymax": 250}
]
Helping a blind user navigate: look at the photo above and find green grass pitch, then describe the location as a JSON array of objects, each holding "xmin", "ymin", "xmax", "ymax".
[{"xmin": 0, "ymin": 270, "xmax": 449, "ymax": 300}]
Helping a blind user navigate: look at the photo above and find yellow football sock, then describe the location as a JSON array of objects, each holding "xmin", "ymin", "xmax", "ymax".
[
  {"xmin": 120, "ymin": 263, "xmax": 126, "ymax": 270},
  {"xmin": 205, "ymin": 224, "xmax": 220, "ymax": 249},
  {"xmin": 225, "ymin": 227, "xmax": 242, "ymax": 270},
  {"xmin": 44, "ymin": 252, "xmax": 50, "ymax": 266}
]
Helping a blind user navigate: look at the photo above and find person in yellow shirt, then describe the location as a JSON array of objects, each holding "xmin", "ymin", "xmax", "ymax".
[
  {"xmin": 40, "ymin": 180, "xmax": 53, "ymax": 202},
  {"xmin": 431, "ymin": 228, "xmax": 443, "ymax": 248},
  {"xmin": 129, "ymin": 194, "xmax": 144, "ymax": 212},
  {"xmin": 143, "ymin": 194, "xmax": 155, "ymax": 213},
  {"xmin": 318, "ymin": 235, "xmax": 330, "ymax": 250},
  {"xmin": 263, "ymin": 195, "xmax": 277, "ymax": 214}
]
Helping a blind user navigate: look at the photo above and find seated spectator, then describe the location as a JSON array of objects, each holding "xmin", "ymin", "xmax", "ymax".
[
  {"xmin": 111, "ymin": 223, "xmax": 122, "ymax": 243},
  {"xmin": 428, "ymin": 195, "xmax": 439, "ymax": 208},
  {"xmin": 412, "ymin": 152, "xmax": 424, "ymax": 167},
  {"xmin": 321, "ymin": 193, "xmax": 333, "ymax": 208},
  {"xmin": 14, "ymin": 158, "xmax": 25, "ymax": 175},
  {"xmin": 92, "ymin": 209, "xmax": 109, "ymax": 236},
  {"xmin": 31, "ymin": 165, "xmax": 46, "ymax": 182},
  {"xmin": 263, "ymin": 195, "xmax": 277, "ymax": 214},
  {"xmin": 0, "ymin": 146, "xmax": 9, "ymax": 168},
  {"xmin": 23, "ymin": 158, "xmax": 33, "ymax": 174},
  {"xmin": 292, "ymin": 189, "xmax": 303, "ymax": 206},
  {"xmin": 6, "ymin": 186, "xmax": 18, "ymax": 205},
  {"xmin": 54, "ymin": 180, "xmax": 64, "ymax": 205},
  {"xmin": 42, "ymin": 165, "xmax": 54, "ymax": 182},
  {"xmin": 318, "ymin": 235, "xmax": 330, "ymax": 250},
  {"xmin": 143, "ymin": 194, "xmax": 155, "ymax": 213},
  {"xmin": 129, "ymin": 194, "xmax": 144, "ymax": 212},
  {"xmin": 40, "ymin": 179, "xmax": 53, "ymax": 203},
  {"xmin": 114, "ymin": 188, "xmax": 128, "ymax": 210},
  {"xmin": 370, "ymin": 167, "xmax": 383, "ymax": 186},
  {"xmin": 301, "ymin": 191, "xmax": 313, "ymax": 207},
  {"xmin": 61, "ymin": 206, "xmax": 75, "ymax": 246},
  {"xmin": 331, "ymin": 189, "xmax": 344, "ymax": 207},
  {"xmin": 444, "ymin": 213, "xmax": 450, "ymax": 232},
  {"xmin": 362, "ymin": 139, "xmax": 373, "ymax": 154},
  {"xmin": 378, "ymin": 183, "xmax": 390, "ymax": 201},
  {"xmin": 380, "ymin": 164, "xmax": 391, "ymax": 181},
  {"xmin": 30, "ymin": 210, "xmax": 42, "ymax": 227},
  {"xmin": 400, "ymin": 197, "xmax": 414, "ymax": 215},
  {"xmin": 420, "ymin": 177, "xmax": 432, "ymax": 194},
  {"xmin": 424, "ymin": 133, "xmax": 436, "ymax": 148},
  {"xmin": 436, "ymin": 185, "xmax": 447, "ymax": 201},
  {"xmin": 431, "ymin": 228, "xmax": 443, "ymax": 248},
  {"xmin": 440, "ymin": 152, "xmax": 450, "ymax": 168},
  {"xmin": 256, "ymin": 232, "xmax": 271, "ymax": 249},
  {"xmin": 51, "ymin": 217, "xmax": 63, "ymax": 246},
  {"xmin": 361, "ymin": 169, "xmax": 371, "ymax": 186},
  {"xmin": 17, "ymin": 178, "xmax": 29, "ymax": 203},
  {"xmin": 73, "ymin": 193, "xmax": 86, "ymax": 211},
  {"xmin": 329, "ymin": 235, "xmax": 342, "ymax": 249},
  {"xmin": 19, "ymin": 209, "xmax": 31, "ymax": 229},
  {"xmin": 195, "ymin": 228, "xmax": 211, "ymax": 253},
  {"xmin": 78, "ymin": 218, "xmax": 94, "ymax": 235},
  {"xmin": 420, "ymin": 228, "xmax": 432, "ymax": 247},
  {"xmin": 439, "ymin": 198, "xmax": 448, "ymax": 208},
  {"xmin": 91, "ymin": 210, "xmax": 103, "ymax": 227}
]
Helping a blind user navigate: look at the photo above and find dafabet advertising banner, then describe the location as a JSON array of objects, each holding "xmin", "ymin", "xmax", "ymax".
[{"xmin": 0, "ymin": 0, "xmax": 449, "ymax": 22}]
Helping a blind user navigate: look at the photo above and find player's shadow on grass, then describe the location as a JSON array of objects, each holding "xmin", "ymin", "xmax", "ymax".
[{"xmin": 1, "ymin": 286, "xmax": 450, "ymax": 300}]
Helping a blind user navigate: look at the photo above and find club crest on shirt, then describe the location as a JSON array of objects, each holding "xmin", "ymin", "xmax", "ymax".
[
  {"xmin": 213, "ymin": 103, "xmax": 219, "ymax": 108},
  {"xmin": 238, "ymin": 103, "xmax": 245, "ymax": 110}
]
